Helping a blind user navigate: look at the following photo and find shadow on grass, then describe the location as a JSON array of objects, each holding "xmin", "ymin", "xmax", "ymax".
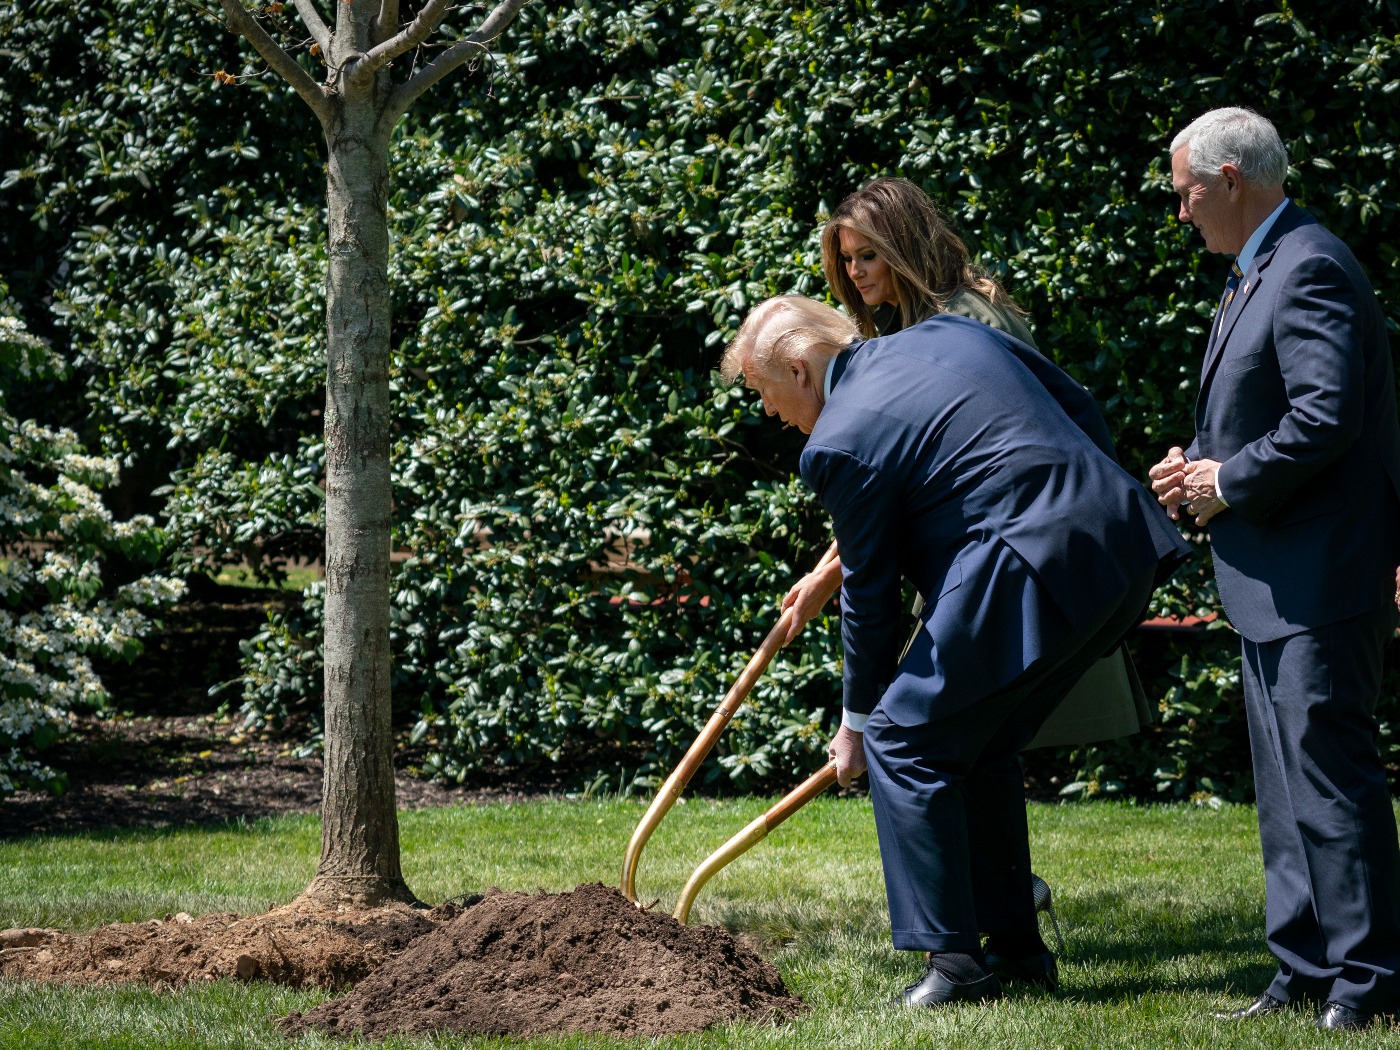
[
  {"xmin": 1053, "ymin": 886, "xmax": 1275, "ymax": 1001},
  {"xmin": 737, "ymin": 885, "xmax": 1278, "ymax": 1005},
  {"xmin": 0, "ymin": 813, "xmax": 306, "ymax": 849}
]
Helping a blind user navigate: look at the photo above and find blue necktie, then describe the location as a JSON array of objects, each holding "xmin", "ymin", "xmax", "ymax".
[{"xmin": 1216, "ymin": 261, "xmax": 1243, "ymax": 338}]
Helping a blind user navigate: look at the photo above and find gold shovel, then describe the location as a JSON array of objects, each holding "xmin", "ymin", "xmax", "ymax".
[
  {"xmin": 621, "ymin": 546, "xmax": 841, "ymax": 920},
  {"xmin": 672, "ymin": 759, "xmax": 838, "ymax": 922}
]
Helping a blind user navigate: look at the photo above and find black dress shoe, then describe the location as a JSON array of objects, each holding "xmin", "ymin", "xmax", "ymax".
[
  {"xmin": 984, "ymin": 949, "xmax": 1059, "ymax": 992},
  {"xmin": 1316, "ymin": 1001, "xmax": 1376, "ymax": 1031},
  {"xmin": 894, "ymin": 965, "xmax": 1002, "ymax": 1007},
  {"xmin": 1213, "ymin": 993, "xmax": 1287, "ymax": 1020}
]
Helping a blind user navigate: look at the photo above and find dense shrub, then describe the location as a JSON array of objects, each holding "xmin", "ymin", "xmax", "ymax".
[
  {"xmin": 0, "ymin": 287, "xmax": 183, "ymax": 794},
  {"xmin": 0, "ymin": 0, "xmax": 324, "ymax": 528},
  {"xmin": 4, "ymin": 0, "xmax": 1400, "ymax": 797}
]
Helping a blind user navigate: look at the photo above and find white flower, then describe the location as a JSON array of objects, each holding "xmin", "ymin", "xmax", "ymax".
[
  {"xmin": 0, "ymin": 491, "xmax": 45, "ymax": 528},
  {"xmin": 10, "ymin": 622, "xmax": 49, "ymax": 655},
  {"xmin": 58, "ymin": 453, "xmax": 120, "ymax": 486},
  {"xmin": 0, "ymin": 559, "xmax": 33, "ymax": 599},
  {"xmin": 117, "ymin": 575, "xmax": 186, "ymax": 606},
  {"xmin": 111, "ymin": 516, "xmax": 158, "ymax": 539}
]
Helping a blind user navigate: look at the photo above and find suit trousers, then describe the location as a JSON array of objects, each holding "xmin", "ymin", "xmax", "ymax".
[
  {"xmin": 1243, "ymin": 606, "xmax": 1400, "ymax": 1012},
  {"xmin": 863, "ymin": 562, "xmax": 1158, "ymax": 953}
]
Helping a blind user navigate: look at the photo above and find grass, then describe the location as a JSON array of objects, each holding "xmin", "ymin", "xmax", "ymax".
[
  {"xmin": 3, "ymin": 797, "xmax": 1398, "ymax": 1048},
  {"xmin": 211, "ymin": 565, "xmax": 322, "ymax": 591}
]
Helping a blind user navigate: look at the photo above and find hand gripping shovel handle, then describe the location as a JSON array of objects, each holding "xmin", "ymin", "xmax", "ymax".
[
  {"xmin": 673, "ymin": 760, "xmax": 839, "ymax": 923},
  {"xmin": 620, "ymin": 544, "xmax": 840, "ymax": 904}
]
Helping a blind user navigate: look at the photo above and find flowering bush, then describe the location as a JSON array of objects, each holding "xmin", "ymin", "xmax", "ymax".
[{"xmin": 0, "ymin": 293, "xmax": 185, "ymax": 795}]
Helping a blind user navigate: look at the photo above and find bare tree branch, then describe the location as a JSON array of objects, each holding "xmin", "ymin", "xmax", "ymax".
[
  {"xmin": 349, "ymin": 0, "xmax": 452, "ymax": 88},
  {"xmin": 371, "ymin": 0, "xmax": 402, "ymax": 47},
  {"xmin": 291, "ymin": 0, "xmax": 332, "ymax": 55},
  {"xmin": 383, "ymin": 0, "xmax": 530, "ymax": 121},
  {"xmin": 217, "ymin": 0, "xmax": 334, "ymax": 125}
]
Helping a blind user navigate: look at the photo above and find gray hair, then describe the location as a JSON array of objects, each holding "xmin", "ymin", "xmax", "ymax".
[
  {"xmin": 1170, "ymin": 107, "xmax": 1289, "ymax": 189},
  {"xmin": 719, "ymin": 295, "xmax": 859, "ymax": 384}
]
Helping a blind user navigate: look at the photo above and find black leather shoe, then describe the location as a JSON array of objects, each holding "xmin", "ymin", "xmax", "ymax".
[
  {"xmin": 894, "ymin": 965, "xmax": 1002, "ymax": 1007},
  {"xmin": 1213, "ymin": 993, "xmax": 1287, "ymax": 1021},
  {"xmin": 1316, "ymin": 1002, "xmax": 1376, "ymax": 1031},
  {"xmin": 985, "ymin": 949, "xmax": 1058, "ymax": 992}
]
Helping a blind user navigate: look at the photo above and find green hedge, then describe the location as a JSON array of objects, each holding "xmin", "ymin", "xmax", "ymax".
[{"xmin": 3, "ymin": 0, "xmax": 1399, "ymax": 799}]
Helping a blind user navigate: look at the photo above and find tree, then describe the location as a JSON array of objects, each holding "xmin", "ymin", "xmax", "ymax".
[{"xmin": 212, "ymin": 0, "xmax": 530, "ymax": 906}]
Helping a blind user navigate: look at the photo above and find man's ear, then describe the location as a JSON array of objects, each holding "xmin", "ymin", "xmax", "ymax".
[
  {"xmin": 790, "ymin": 359, "xmax": 812, "ymax": 389},
  {"xmin": 1220, "ymin": 162, "xmax": 1243, "ymax": 196}
]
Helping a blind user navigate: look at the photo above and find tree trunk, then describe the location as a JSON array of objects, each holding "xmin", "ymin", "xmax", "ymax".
[
  {"xmin": 301, "ymin": 98, "xmax": 414, "ymax": 907},
  {"xmin": 215, "ymin": 0, "xmax": 530, "ymax": 910}
]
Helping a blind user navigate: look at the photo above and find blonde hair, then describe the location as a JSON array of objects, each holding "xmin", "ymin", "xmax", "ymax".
[
  {"xmin": 820, "ymin": 177, "xmax": 1022, "ymax": 338},
  {"xmin": 719, "ymin": 295, "xmax": 859, "ymax": 384}
]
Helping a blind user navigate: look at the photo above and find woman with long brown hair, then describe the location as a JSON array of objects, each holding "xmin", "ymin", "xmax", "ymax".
[{"xmin": 820, "ymin": 176, "xmax": 1035, "ymax": 344}]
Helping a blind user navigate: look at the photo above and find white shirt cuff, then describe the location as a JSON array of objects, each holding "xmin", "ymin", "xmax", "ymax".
[{"xmin": 841, "ymin": 709, "xmax": 868, "ymax": 732}]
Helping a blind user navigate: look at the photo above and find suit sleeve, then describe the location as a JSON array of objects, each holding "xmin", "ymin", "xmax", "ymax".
[
  {"xmin": 1216, "ymin": 252, "xmax": 1367, "ymax": 524},
  {"xmin": 799, "ymin": 442, "xmax": 904, "ymax": 717}
]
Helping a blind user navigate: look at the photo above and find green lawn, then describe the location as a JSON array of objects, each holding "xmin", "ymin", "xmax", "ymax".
[
  {"xmin": 211, "ymin": 565, "xmax": 322, "ymax": 591},
  {"xmin": 2, "ymin": 797, "xmax": 1396, "ymax": 1048}
]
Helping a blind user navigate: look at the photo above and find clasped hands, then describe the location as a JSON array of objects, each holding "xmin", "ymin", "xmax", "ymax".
[
  {"xmin": 1153, "ymin": 452, "xmax": 1400, "ymax": 610},
  {"xmin": 1149, "ymin": 447, "xmax": 1227, "ymax": 526}
]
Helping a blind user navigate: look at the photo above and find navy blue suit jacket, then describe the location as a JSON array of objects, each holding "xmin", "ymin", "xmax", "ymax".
[
  {"xmin": 800, "ymin": 314, "xmax": 1189, "ymax": 724},
  {"xmin": 1188, "ymin": 202, "xmax": 1400, "ymax": 642}
]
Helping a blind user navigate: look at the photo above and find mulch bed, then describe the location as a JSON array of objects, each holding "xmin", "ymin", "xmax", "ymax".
[
  {"xmin": 1, "ymin": 581, "xmax": 579, "ymax": 841},
  {"xmin": 0, "ymin": 712, "xmax": 565, "ymax": 839}
]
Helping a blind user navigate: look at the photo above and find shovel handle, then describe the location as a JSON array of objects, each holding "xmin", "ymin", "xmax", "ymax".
[
  {"xmin": 673, "ymin": 761, "xmax": 839, "ymax": 923},
  {"xmin": 621, "ymin": 606, "xmax": 794, "ymax": 901},
  {"xmin": 620, "ymin": 545, "xmax": 839, "ymax": 903}
]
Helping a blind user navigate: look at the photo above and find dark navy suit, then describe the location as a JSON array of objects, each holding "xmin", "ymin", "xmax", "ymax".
[
  {"xmin": 800, "ymin": 314, "xmax": 1189, "ymax": 952},
  {"xmin": 1188, "ymin": 202, "xmax": 1400, "ymax": 1011}
]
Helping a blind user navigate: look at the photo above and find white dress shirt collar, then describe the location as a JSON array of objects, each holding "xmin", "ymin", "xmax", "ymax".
[{"xmin": 1236, "ymin": 197, "xmax": 1290, "ymax": 275}]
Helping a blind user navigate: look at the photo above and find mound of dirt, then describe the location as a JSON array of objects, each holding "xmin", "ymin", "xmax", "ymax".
[
  {"xmin": 282, "ymin": 883, "xmax": 806, "ymax": 1040},
  {"xmin": 0, "ymin": 898, "xmax": 444, "ymax": 990}
]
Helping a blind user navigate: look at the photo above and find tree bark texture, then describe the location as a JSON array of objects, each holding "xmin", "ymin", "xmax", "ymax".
[{"xmin": 303, "ymin": 102, "xmax": 412, "ymax": 906}]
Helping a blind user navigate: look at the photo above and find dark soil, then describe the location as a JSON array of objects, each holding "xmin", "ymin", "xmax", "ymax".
[
  {"xmin": 2, "ymin": 886, "xmax": 805, "ymax": 1039},
  {"xmin": 0, "ymin": 899, "xmax": 446, "ymax": 991},
  {"xmin": 0, "ymin": 584, "xmax": 808, "ymax": 1038},
  {"xmin": 282, "ymin": 883, "xmax": 806, "ymax": 1040}
]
